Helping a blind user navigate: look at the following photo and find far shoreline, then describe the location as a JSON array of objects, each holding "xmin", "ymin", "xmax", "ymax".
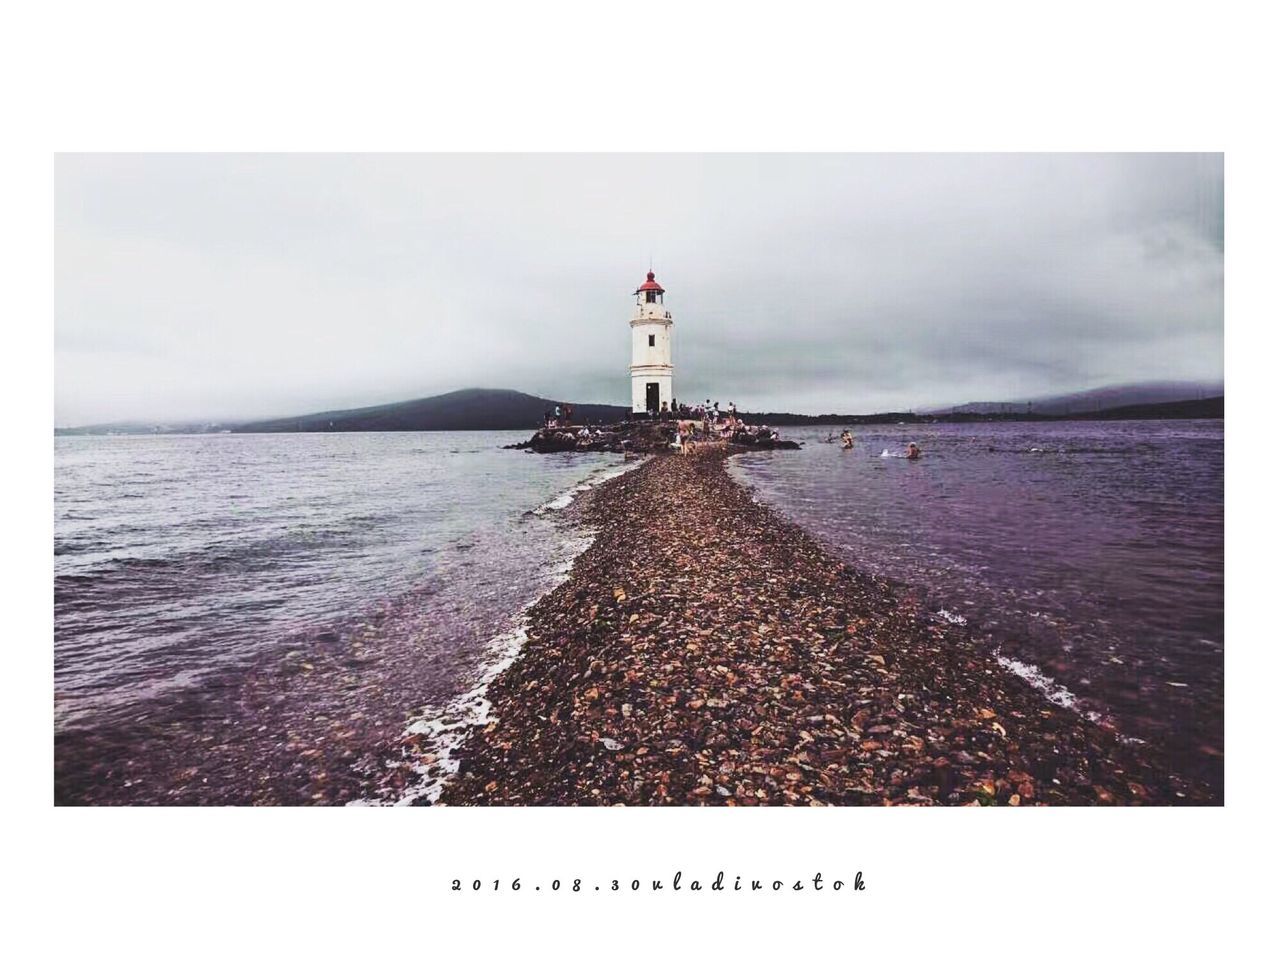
[{"xmin": 54, "ymin": 395, "xmax": 1224, "ymax": 436}]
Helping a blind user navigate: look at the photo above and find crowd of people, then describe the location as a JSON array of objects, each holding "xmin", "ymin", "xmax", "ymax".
[
  {"xmin": 546, "ymin": 397, "xmax": 921, "ymax": 459},
  {"xmin": 544, "ymin": 403, "xmax": 575, "ymax": 428},
  {"xmin": 668, "ymin": 398, "xmax": 783, "ymax": 454},
  {"xmin": 655, "ymin": 398, "xmax": 743, "ymax": 423}
]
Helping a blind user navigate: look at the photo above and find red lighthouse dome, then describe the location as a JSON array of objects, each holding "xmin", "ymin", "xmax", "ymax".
[{"xmin": 635, "ymin": 270, "xmax": 664, "ymax": 295}]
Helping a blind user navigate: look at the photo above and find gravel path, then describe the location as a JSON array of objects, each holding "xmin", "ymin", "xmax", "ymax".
[{"xmin": 439, "ymin": 448, "xmax": 1210, "ymax": 806}]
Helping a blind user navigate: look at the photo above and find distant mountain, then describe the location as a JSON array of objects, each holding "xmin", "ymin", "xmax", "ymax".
[
  {"xmin": 233, "ymin": 388, "xmax": 629, "ymax": 433},
  {"xmin": 56, "ymin": 382, "xmax": 1225, "ymax": 436},
  {"xmin": 926, "ymin": 380, "xmax": 1224, "ymax": 417},
  {"xmin": 1076, "ymin": 395, "xmax": 1223, "ymax": 421}
]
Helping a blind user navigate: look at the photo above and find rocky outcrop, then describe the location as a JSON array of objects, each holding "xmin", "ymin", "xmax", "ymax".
[{"xmin": 509, "ymin": 419, "xmax": 802, "ymax": 454}]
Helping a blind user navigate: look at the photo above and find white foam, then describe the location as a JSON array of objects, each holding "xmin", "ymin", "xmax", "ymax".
[
  {"xmin": 936, "ymin": 608, "xmax": 968, "ymax": 625},
  {"xmin": 995, "ymin": 653, "xmax": 1102, "ymax": 723},
  {"xmin": 357, "ymin": 457, "xmax": 645, "ymax": 806},
  {"xmin": 533, "ymin": 459, "xmax": 645, "ymax": 515},
  {"xmin": 390, "ymin": 621, "xmax": 531, "ymax": 806},
  {"xmin": 539, "ymin": 490, "xmax": 578, "ymax": 512},
  {"xmin": 353, "ymin": 530, "xmax": 595, "ymax": 807}
]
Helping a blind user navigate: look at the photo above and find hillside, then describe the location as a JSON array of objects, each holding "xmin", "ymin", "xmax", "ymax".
[
  {"xmin": 233, "ymin": 388, "xmax": 630, "ymax": 433},
  {"xmin": 1079, "ymin": 395, "xmax": 1223, "ymax": 421},
  {"xmin": 927, "ymin": 380, "xmax": 1224, "ymax": 417}
]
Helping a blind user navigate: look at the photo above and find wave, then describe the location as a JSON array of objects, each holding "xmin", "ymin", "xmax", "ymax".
[
  {"xmin": 533, "ymin": 458, "xmax": 645, "ymax": 515},
  {"xmin": 358, "ymin": 530, "xmax": 594, "ymax": 806},
  {"xmin": 360, "ymin": 457, "xmax": 646, "ymax": 805},
  {"xmin": 994, "ymin": 652, "xmax": 1102, "ymax": 723}
]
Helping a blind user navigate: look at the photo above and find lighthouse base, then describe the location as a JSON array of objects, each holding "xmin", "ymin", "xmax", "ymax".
[{"xmin": 630, "ymin": 370, "xmax": 673, "ymax": 414}]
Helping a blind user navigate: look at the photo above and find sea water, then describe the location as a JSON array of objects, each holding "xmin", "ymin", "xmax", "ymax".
[
  {"xmin": 54, "ymin": 431, "xmax": 629, "ymax": 802},
  {"xmin": 729, "ymin": 419, "xmax": 1224, "ymax": 796},
  {"xmin": 55, "ymin": 421, "xmax": 1225, "ymax": 802}
]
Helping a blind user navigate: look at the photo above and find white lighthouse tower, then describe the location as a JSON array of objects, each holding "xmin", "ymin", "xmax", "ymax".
[{"xmin": 630, "ymin": 270, "xmax": 674, "ymax": 415}]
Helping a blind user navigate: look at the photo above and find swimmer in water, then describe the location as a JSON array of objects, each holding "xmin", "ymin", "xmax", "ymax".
[
  {"xmin": 906, "ymin": 441, "xmax": 921, "ymax": 460},
  {"xmin": 840, "ymin": 430, "xmax": 854, "ymax": 450}
]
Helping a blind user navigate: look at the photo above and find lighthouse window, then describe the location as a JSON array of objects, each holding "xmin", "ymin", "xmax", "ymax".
[
  {"xmin": 646, "ymin": 291, "xmax": 657, "ymax": 303},
  {"xmin": 648, "ymin": 334, "xmax": 655, "ymax": 347}
]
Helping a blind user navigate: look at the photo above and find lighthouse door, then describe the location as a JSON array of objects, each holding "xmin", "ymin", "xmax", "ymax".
[{"xmin": 645, "ymin": 382, "xmax": 660, "ymax": 414}]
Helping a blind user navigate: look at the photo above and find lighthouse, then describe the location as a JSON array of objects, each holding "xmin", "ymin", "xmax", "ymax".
[{"xmin": 630, "ymin": 270, "xmax": 674, "ymax": 415}]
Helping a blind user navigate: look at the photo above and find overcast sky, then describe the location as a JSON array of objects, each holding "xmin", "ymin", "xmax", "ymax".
[{"xmin": 55, "ymin": 153, "xmax": 1223, "ymax": 424}]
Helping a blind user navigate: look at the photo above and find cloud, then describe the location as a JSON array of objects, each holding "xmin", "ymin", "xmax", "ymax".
[{"xmin": 55, "ymin": 153, "xmax": 1223, "ymax": 423}]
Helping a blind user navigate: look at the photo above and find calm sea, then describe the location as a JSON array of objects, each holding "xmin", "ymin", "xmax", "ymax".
[
  {"xmin": 729, "ymin": 419, "xmax": 1224, "ymax": 797},
  {"xmin": 55, "ymin": 421, "xmax": 1224, "ymax": 803},
  {"xmin": 55, "ymin": 432, "xmax": 629, "ymax": 803}
]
